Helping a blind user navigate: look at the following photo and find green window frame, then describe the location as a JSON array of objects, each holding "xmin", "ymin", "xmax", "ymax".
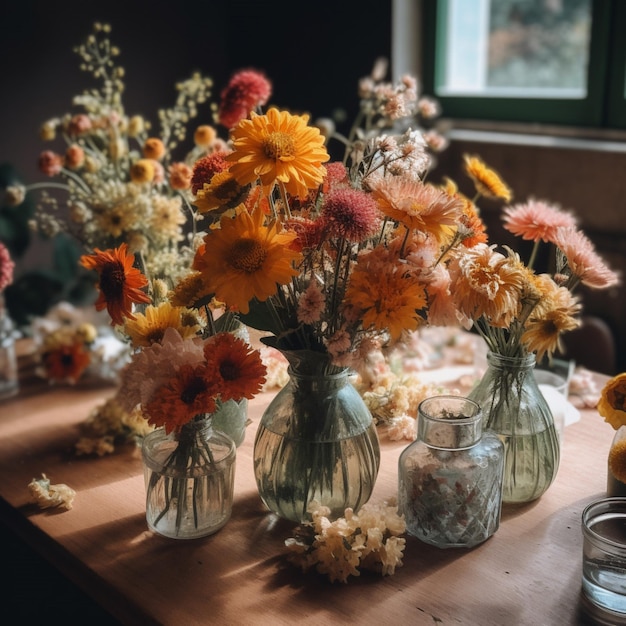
[{"xmin": 420, "ymin": 0, "xmax": 626, "ymax": 129}]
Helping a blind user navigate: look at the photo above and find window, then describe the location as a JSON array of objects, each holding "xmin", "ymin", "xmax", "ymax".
[{"xmin": 413, "ymin": 0, "xmax": 626, "ymax": 128}]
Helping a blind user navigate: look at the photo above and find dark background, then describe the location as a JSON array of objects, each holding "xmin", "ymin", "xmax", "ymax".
[
  {"xmin": 1, "ymin": 0, "xmax": 392, "ymax": 190},
  {"xmin": 0, "ymin": 0, "xmax": 392, "ymax": 277}
]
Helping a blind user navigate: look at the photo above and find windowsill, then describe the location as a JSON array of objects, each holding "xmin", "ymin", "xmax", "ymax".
[{"xmin": 444, "ymin": 119, "xmax": 626, "ymax": 153}]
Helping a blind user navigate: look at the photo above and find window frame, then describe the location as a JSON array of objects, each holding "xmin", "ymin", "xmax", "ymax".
[{"xmin": 419, "ymin": 0, "xmax": 626, "ymax": 129}]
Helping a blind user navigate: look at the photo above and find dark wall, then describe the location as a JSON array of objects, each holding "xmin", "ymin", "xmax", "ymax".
[{"xmin": 1, "ymin": 0, "xmax": 392, "ymax": 189}]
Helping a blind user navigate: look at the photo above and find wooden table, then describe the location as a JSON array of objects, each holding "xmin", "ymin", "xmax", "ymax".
[{"xmin": 0, "ymin": 366, "xmax": 615, "ymax": 625}]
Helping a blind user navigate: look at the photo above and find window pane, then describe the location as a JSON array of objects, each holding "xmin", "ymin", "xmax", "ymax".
[{"xmin": 436, "ymin": 0, "xmax": 592, "ymax": 98}]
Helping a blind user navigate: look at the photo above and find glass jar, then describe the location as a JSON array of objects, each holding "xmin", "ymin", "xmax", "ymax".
[
  {"xmin": 0, "ymin": 297, "xmax": 19, "ymax": 400},
  {"xmin": 210, "ymin": 398, "xmax": 248, "ymax": 448},
  {"xmin": 608, "ymin": 425, "xmax": 626, "ymax": 497},
  {"xmin": 468, "ymin": 351, "xmax": 560, "ymax": 504},
  {"xmin": 141, "ymin": 416, "xmax": 236, "ymax": 539},
  {"xmin": 398, "ymin": 395, "xmax": 505, "ymax": 548}
]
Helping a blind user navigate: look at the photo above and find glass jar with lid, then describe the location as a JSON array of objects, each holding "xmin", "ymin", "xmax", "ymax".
[{"xmin": 398, "ymin": 395, "xmax": 504, "ymax": 548}]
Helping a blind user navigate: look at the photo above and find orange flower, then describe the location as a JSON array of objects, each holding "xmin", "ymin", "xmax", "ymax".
[
  {"xmin": 370, "ymin": 176, "xmax": 463, "ymax": 243},
  {"xmin": 143, "ymin": 137, "xmax": 166, "ymax": 160},
  {"xmin": 192, "ymin": 207, "xmax": 301, "ymax": 314},
  {"xmin": 226, "ymin": 108, "xmax": 329, "ymax": 199},
  {"xmin": 204, "ymin": 333, "xmax": 267, "ymax": 401},
  {"xmin": 144, "ymin": 364, "xmax": 218, "ymax": 433},
  {"xmin": 80, "ymin": 243, "xmax": 151, "ymax": 326},
  {"xmin": 464, "ymin": 154, "xmax": 512, "ymax": 202},
  {"xmin": 345, "ymin": 252, "xmax": 427, "ymax": 341},
  {"xmin": 42, "ymin": 342, "xmax": 91, "ymax": 384},
  {"xmin": 598, "ymin": 373, "xmax": 626, "ymax": 430}
]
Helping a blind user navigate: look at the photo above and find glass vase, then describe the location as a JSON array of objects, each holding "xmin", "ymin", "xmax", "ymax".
[
  {"xmin": 253, "ymin": 351, "xmax": 381, "ymax": 523},
  {"xmin": 607, "ymin": 425, "xmax": 626, "ymax": 497},
  {"xmin": 211, "ymin": 398, "xmax": 248, "ymax": 448},
  {"xmin": 468, "ymin": 351, "xmax": 560, "ymax": 504},
  {"xmin": 141, "ymin": 415, "xmax": 236, "ymax": 539},
  {"xmin": 398, "ymin": 395, "xmax": 504, "ymax": 548},
  {"xmin": 0, "ymin": 297, "xmax": 19, "ymax": 400}
]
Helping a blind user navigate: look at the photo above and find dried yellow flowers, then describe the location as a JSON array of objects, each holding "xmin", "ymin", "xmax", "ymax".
[
  {"xmin": 285, "ymin": 500, "xmax": 406, "ymax": 583},
  {"xmin": 28, "ymin": 474, "xmax": 76, "ymax": 511}
]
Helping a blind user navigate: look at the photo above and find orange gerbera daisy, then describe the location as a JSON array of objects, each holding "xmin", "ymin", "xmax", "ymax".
[
  {"xmin": 192, "ymin": 207, "xmax": 301, "ymax": 314},
  {"xmin": 369, "ymin": 176, "xmax": 463, "ymax": 243},
  {"xmin": 42, "ymin": 341, "xmax": 91, "ymax": 384},
  {"xmin": 204, "ymin": 333, "xmax": 267, "ymax": 401},
  {"xmin": 226, "ymin": 108, "xmax": 330, "ymax": 199},
  {"xmin": 80, "ymin": 243, "xmax": 151, "ymax": 326},
  {"xmin": 144, "ymin": 364, "xmax": 218, "ymax": 433},
  {"xmin": 464, "ymin": 154, "xmax": 512, "ymax": 202}
]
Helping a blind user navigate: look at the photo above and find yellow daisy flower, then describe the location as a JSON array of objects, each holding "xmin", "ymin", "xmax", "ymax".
[
  {"xmin": 194, "ymin": 170, "xmax": 248, "ymax": 214},
  {"xmin": 226, "ymin": 108, "xmax": 330, "ymax": 199},
  {"xmin": 192, "ymin": 207, "xmax": 301, "ymax": 314},
  {"xmin": 123, "ymin": 301, "xmax": 201, "ymax": 348},
  {"xmin": 464, "ymin": 154, "xmax": 512, "ymax": 202}
]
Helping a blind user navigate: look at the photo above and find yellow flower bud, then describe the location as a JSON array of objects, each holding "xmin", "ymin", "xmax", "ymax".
[
  {"xmin": 130, "ymin": 159, "xmax": 155, "ymax": 184},
  {"xmin": 194, "ymin": 125, "xmax": 217, "ymax": 147}
]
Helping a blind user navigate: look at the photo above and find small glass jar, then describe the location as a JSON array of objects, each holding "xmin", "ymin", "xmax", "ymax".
[
  {"xmin": 398, "ymin": 395, "xmax": 505, "ymax": 548},
  {"xmin": 0, "ymin": 298, "xmax": 19, "ymax": 400},
  {"xmin": 142, "ymin": 416, "xmax": 236, "ymax": 539}
]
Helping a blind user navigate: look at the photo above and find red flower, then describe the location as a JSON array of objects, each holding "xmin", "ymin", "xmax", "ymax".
[
  {"xmin": 190, "ymin": 151, "xmax": 231, "ymax": 195},
  {"xmin": 218, "ymin": 69, "xmax": 272, "ymax": 129}
]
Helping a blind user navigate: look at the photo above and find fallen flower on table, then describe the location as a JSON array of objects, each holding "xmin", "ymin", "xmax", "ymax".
[
  {"xmin": 285, "ymin": 500, "xmax": 406, "ymax": 583},
  {"xmin": 74, "ymin": 397, "xmax": 153, "ymax": 456},
  {"xmin": 28, "ymin": 474, "xmax": 76, "ymax": 510}
]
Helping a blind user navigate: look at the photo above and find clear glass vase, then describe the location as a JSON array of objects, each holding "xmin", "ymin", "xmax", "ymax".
[
  {"xmin": 253, "ymin": 351, "xmax": 381, "ymax": 523},
  {"xmin": 141, "ymin": 416, "xmax": 236, "ymax": 539},
  {"xmin": 0, "ymin": 297, "xmax": 19, "ymax": 400},
  {"xmin": 468, "ymin": 351, "xmax": 560, "ymax": 504},
  {"xmin": 211, "ymin": 398, "xmax": 248, "ymax": 448},
  {"xmin": 607, "ymin": 425, "xmax": 626, "ymax": 497},
  {"xmin": 398, "ymin": 395, "xmax": 504, "ymax": 548}
]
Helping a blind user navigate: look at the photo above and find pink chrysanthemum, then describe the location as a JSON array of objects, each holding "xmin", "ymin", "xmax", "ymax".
[
  {"xmin": 297, "ymin": 281, "xmax": 325, "ymax": 325},
  {"xmin": 190, "ymin": 151, "xmax": 231, "ymax": 194},
  {"xmin": 502, "ymin": 199, "xmax": 578, "ymax": 243},
  {"xmin": 320, "ymin": 187, "xmax": 380, "ymax": 242},
  {"xmin": 218, "ymin": 69, "xmax": 272, "ymax": 129},
  {"xmin": 0, "ymin": 242, "xmax": 15, "ymax": 293},
  {"xmin": 552, "ymin": 227, "xmax": 620, "ymax": 289}
]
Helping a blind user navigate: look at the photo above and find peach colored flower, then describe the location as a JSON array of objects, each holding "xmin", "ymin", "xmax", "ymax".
[
  {"xmin": 552, "ymin": 227, "xmax": 620, "ymax": 289},
  {"xmin": 38, "ymin": 150, "xmax": 63, "ymax": 176},
  {"xmin": 168, "ymin": 162, "xmax": 193, "ymax": 190},
  {"xmin": 503, "ymin": 199, "xmax": 577, "ymax": 243}
]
